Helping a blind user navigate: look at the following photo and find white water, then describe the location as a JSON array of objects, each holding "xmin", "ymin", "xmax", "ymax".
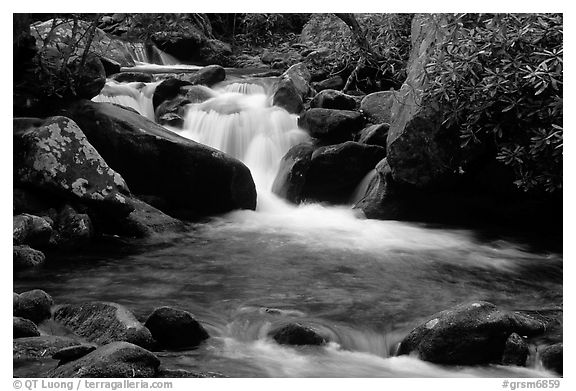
[{"xmin": 93, "ymin": 80, "xmax": 160, "ymax": 120}]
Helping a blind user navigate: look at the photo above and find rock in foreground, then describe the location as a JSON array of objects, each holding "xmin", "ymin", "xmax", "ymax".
[
  {"xmin": 271, "ymin": 323, "xmax": 327, "ymax": 346},
  {"xmin": 53, "ymin": 302, "xmax": 154, "ymax": 349},
  {"xmin": 144, "ymin": 306, "xmax": 209, "ymax": 349},
  {"xmin": 50, "ymin": 342, "xmax": 160, "ymax": 378},
  {"xmin": 13, "ymin": 289, "xmax": 53, "ymax": 323},
  {"xmin": 397, "ymin": 301, "xmax": 547, "ymax": 365}
]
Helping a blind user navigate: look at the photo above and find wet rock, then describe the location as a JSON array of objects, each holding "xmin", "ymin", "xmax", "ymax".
[
  {"xmin": 154, "ymin": 96, "xmax": 190, "ymax": 125},
  {"xmin": 144, "ymin": 306, "xmax": 209, "ymax": 349},
  {"xmin": 13, "ymin": 116, "xmax": 133, "ymax": 218},
  {"xmin": 111, "ymin": 72, "xmax": 154, "ymax": 83},
  {"xmin": 14, "ymin": 336, "xmax": 82, "ymax": 360},
  {"xmin": 13, "ymin": 213, "xmax": 53, "ymax": 247},
  {"xmin": 100, "ymin": 57, "xmax": 121, "ymax": 77},
  {"xmin": 313, "ymin": 76, "xmax": 345, "ymax": 92},
  {"xmin": 13, "ymin": 317, "xmax": 40, "ymax": 338},
  {"xmin": 13, "ymin": 289, "xmax": 53, "ymax": 323},
  {"xmin": 271, "ymin": 323, "xmax": 327, "ymax": 346},
  {"xmin": 181, "ymin": 85, "xmax": 217, "ymax": 104},
  {"xmin": 13, "ymin": 245, "xmax": 46, "ymax": 270},
  {"xmin": 310, "ymin": 89, "xmax": 357, "ymax": 110},
  {"xmin": 501, "ymin": 333, "xmax": 529, "ymax": 366},
  {"xmin": 357, "ymin": 123, "xmax": 390, "ymax": 148},
  {"xmin": 298, "ymin": 108, "xmax": 364, "ymax": 143},
  {"xmin": 182, "ymin": 65, "xmax": 226, "ymax": 87},
  {"xmin": 52, "ymin": 344, "xmax": 97, "ymax": 365},
  {"xmin": 152, "ymin": 78, "xmax": 192, "ymax": 112},
  {"xmin": 540, "ymin": 343, "xmax": 562, "ymax": 375},
  {"xmin": 397, "ymin": 301, "xmax": 548, "ymax": 365},
  {"xmin": 272, "ymin": 143, "xmax": 315, "ymax": 204},
  {"xmin": 303, "ymin": 141, "xmax": 387, "ymax": 202},
  {"xmin": 272, "ymin": 63, "xmax": 312, "ymax": 114},
  {"xmin": 53, "ymin": 302, "xmax": 154, "ymax": 349},
  {"xmin": 352, "ymin": 158, "xmax": 404, "ymax": 220},
  {"xmin": 64, "ymin": 101, "xmax": 257, "ymax": 219},
  {"xmin": 272, "ymin": 80, "xmax": 303, "ymax": 114},
  {"xmin": 50, "ymin": 342, "xmax": 160, "ymax": 378},
  {"xmin": 360, "ymin": 91, "xmax": 395, "ymax": 124}
]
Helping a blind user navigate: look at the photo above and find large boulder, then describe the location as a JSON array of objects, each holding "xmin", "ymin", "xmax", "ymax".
[
  {"xmin": 13, "ymin": 290, "xmax": 53, "ymax": 323},
  {"xmin": 53, "ymin": 302, "xmax": 154, "ymax": 349},
  {"xmin": 13, "ymin": 317, "xmax": 41, "ymax": 338},
  {"xmin": 397, "ymin": 301, "xmax": 548, "ymax": 365},
  {"xmin": 271, "ymin": 143, "xmax": 316, "ymax": 204},
  {"xmin": 30, "ymin": 19, "xmax": 136, "ymax": 67},
  {"xmin": 13, "ymin": 116, "xmax": 133, "ymax": 217},
  {"xmin": 310, "ymin": 89, "xmax": 357, "ymax": 110},
  {"xmin": 298, "ymin": 108, "xmax": 364, "ymax": 143},
  {"xmin": 303, "ymin": 141, "xmax": 386, "ymax": 202},
  {"xmin": 13, "ymin": 245, "xmax": 46, "ymax": 270},
  {"xmin": 64, "ymin": 101, "xmax": 257, "ymax": 219},
  {"xmin": 144, "ymin": 306, "xmax": 209, "ymax": 349},
  {"xmin": 270, "ymin": 323, "xmax": 327, "ymax": 346},
  {"xmin": 13, "ymin": 214, "xmax": 52, "ymax": 247},
  {"xmin": 360, "ymin": 91, "xmax": 395, "ymax": 124},
  {"xmin": 50, "ymin": 342, "xmax": 160, "ymax": 378},
  {"xmin": 386, "ymin": 14, "xmax": 458, "ymax": 187}
]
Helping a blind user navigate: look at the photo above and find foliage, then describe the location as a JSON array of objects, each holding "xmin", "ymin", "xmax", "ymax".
[
  {"xmin": 25, "ymin": 15, "xmax": 101, "ymax": 100},
  {"xmin": 301, "ymin": 14, "xmax": 413, "ymax": 90},
  {"xmin": 424, "ymin": 13, "xmax": 563, "ymax": 192}
]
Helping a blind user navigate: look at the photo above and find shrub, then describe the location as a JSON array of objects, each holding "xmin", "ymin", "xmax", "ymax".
[
  {"xmin": 424, "ymin": 13, "xmax": 562, "ymax": 192},
  {"xmin": 301, "ymin": 14, "xmax": 413, "ymax": 90}
]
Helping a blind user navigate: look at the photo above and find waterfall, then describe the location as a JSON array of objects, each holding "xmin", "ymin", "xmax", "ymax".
[
  {"xmin": 92, "ymin": 81, "xmax": 160, "ymax": 120},
  {"xmin": 125, "ymin": 42, "xmax": 179, "ymax": 65},
  {"xmin": 175, "ymin": 86, "xmax": 309, "ymax": 203}
]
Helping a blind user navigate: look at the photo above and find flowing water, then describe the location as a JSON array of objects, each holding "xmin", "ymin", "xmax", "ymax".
[{"xmin": 14, "ymin": 69, "xmax": 563, "ymax": 378}]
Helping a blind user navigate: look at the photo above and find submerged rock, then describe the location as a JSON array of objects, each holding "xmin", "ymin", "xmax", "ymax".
[
  {"xmin": 50, "ymin": 342, "xmax": 160, "ymax": 378},
  {"xmin": 53, "ymin": 302, "xmax": 154, "ymax": 349},
  {"xmin": 13, "ymin": 245, "xmax": 46, "ymax": 270},
  {"xmin": 271, "ymin": 143, "xmax": 315, "ymax": 204},
  {"xmin": 271, "ymin": 323, "xmax": 327, "ymax": 346},
  {"xmin": 13, "ymin": 289, "xmax": 53, "ymax": 323},
  {"xmin": 13, "ymin": 116, "xmax": 133, "ymax": 218},
  {"xmin": 64, "ymin": 101, "xmax": 257, "ymax": 219},
  {"xmin": 144, "ymin": 306, "xmax": 209, "ymax": 349},
  {"xmin": 397, "ymin": 301, "xmax": 548, "ymax": 365},
  {"xmin": 13, "ymin": 316, "xmax": 40, "ymax": 338},
  {"xmin": 298, "ymin": 108, "xmax": 364, "ymax": 143},
  {"xmin": 540, "ymin": 343, "xmax": 562, "ymax": 375},
  {"xmin": 501, "ymin": 333, "xmax": 529, "ymax": 366}
]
